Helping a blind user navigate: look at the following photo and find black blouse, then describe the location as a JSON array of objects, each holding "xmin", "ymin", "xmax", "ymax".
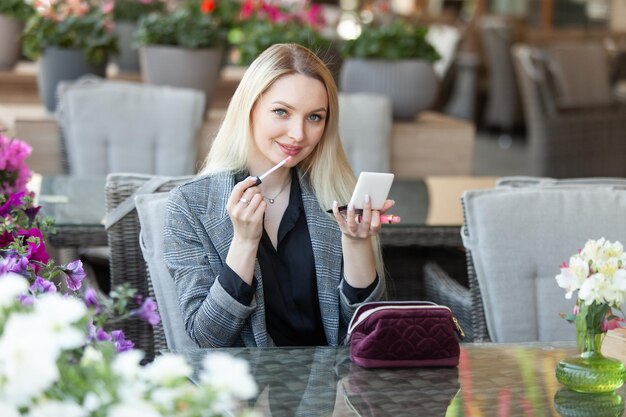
[{"xmin": 219, "ymin": 171, "xmax": 378, "ymax": 346}]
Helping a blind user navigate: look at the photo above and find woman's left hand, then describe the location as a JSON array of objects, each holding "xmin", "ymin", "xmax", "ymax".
[{"xmin": 332, "ymin": 195, "xmax": 395, "ymax": 240}]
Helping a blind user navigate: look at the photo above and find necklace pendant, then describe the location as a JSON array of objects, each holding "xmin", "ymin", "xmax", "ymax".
[{"xmin": 268, "ymin": 198, "xmax": 275, "ymax": 204}]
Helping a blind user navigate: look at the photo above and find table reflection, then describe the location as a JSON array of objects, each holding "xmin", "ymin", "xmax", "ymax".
[{"xmin": 175, "ymin": 343, "xmax": 626, "ymax": 417}]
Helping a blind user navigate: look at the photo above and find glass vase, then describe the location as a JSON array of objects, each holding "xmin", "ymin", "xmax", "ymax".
[{"xmin": 556, "ymin": 329, "xmax": 625, "ymax": 393}]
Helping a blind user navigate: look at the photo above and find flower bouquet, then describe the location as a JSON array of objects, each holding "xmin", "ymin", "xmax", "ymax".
[
  {"xmin": 0, "ymin": 166, "xmax": 258, "ymax": 415},
  {"xmin": 555, "ymin": 238, "xmax": 626, "ymax": 393}
]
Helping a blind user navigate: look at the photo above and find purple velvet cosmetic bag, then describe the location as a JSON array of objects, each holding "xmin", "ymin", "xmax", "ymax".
[{"xmin": 346, "ymin": 301, "xmax": 464, "ymax": 368}]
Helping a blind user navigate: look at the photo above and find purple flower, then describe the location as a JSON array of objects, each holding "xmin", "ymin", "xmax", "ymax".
[
  {"xmin": 134, "ymin": 297, "xmax": 161, "ymax": 326},
  {"xmin": 64, "ymin": 259, "xmax": 86, "ymax": 291},
  {"xmin": 96, "ymin": 328, "xmax": 112, "ymax": 342},
  {"xmin": 17, "ymin": 228, "xmax": 50, "ymax": 271},
  {"xmin": 23, "ymin": 205, "xmax": 41, "ymax": 227},
  {"xmin": 0, "ymin": 252, "xmax": 29, "ymax": 275},
  {"xmin": 0, "ymin": 192, "xmax": 25, "ymax": 216},
  {"xmin": 111, "ymin": 330, "xmax": 134, "ymax": 352},
  {"xmin": 84, "ymin": 287, "xmax": 100, "ymax": 312},
  {"xmin": 30, "ymin": 276, "xmax": 57, "ymax": 293},
  {"xmin": 0, "ymin": 230, "xmax": 15, "ymax": 248},
  {"xmin": 18, "ymin": 294, "xmax": 33, "ymax": 307}
]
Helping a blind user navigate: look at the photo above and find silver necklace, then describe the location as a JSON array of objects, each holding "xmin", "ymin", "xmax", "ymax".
[{"xmin": 263, "ymin": 179, "xmax": 291, "ymax": 204}]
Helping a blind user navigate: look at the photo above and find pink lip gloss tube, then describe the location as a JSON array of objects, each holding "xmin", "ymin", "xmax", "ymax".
[{"xmin": 356, "ymin": 214, "xmax": 401, "ymax": 224}]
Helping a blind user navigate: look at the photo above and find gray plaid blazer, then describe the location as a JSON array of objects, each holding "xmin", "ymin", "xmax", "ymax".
[{"xmin": 163, "ymin": 170, "xmax": 384, "ymax": 347}]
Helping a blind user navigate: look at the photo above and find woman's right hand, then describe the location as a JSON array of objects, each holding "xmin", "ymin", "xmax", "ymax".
[{"xmin": 227, "ymin": 176, "xmax": 266, "ymax": 243}]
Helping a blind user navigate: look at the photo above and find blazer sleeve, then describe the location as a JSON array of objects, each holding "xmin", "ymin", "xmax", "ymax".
[
  {"xmin": 163, "ymin": 186, "xmax": 255, "ymax": 347},
  {"xmin": 338, "ymin": 273, "xmax": 385, "ymax": 327}
]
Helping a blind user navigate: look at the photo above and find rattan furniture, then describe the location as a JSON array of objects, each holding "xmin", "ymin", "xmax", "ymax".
[
  {"xmin": 105, "ymin": 173, "xmax": 192, "ymax": 358},
  {"xmin": 512, "ymin": 43, "xmax": 626, "ymax": 178},
  {"xmin": 424, "ymin": 177, "xmax": 626, "ymax": 343}
]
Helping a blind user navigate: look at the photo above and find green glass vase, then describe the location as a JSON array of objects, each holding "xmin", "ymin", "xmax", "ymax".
[
  {"xmin": 556, "ymin": 330, "xmax": 625, "ymax": 393},
  {"xmin": 553, "ymin": 388, "xmax": 625, "ymax": 417}
]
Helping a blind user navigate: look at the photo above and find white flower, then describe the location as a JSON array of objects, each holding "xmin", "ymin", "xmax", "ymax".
[
  {"xmin": 0, "ymin": 403, "xmax": 20, "ymax": 417},
  {"xmin": 144, "ymin": 353, "xmax": 192, "ymax": 386},
  {"xmin": 81, "ymin": 345, "xmax": 104, "ymax": 365},
  {"xmin": 0, "ymin": 273, "xmax": 28, "ymax": 307},
  {"xmin": 556, "ymin": 268, "xmax": 581, "ymax": 299},
  {"xmin": 0, "ymin": 313, "xmax": 61, "ymax": 406},
  {"xmin": 112, "ymin": 349, "xmax": 144, "ymax": 381},
  {"xmin": 200, "ymin": 352, "xmax": 258, "ymax": 401},
  {"xmin": 579, "ymin": 273, "xmax": 613, "ymax": 305},
  {"xmin": 34, "ymin": 294, "xmax": 87, "ymax": 350},
  {"xmin": 107, "ymin": 401, "xmax": 163, "ymax": 417},
  {"xmin": 27, "ymin": 400, "xmax": 86, "ymax": 417}
]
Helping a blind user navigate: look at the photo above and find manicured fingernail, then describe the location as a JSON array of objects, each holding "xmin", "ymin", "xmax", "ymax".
[
  {"xmin": 333, "ymin": 200, "xmax": 338, "ymax": 209},
  {"xmin": 364, "ymin": 194, "xmax": 370, "ymax": 203},
  {"xmin": 348, "ymin": 203, "xmax": 354, "ymax": 211}
]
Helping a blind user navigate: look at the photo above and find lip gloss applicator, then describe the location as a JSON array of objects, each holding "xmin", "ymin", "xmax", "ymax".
[{"xmin": 254, "ymin": 156, "xmax": 292, "ymax": 185}]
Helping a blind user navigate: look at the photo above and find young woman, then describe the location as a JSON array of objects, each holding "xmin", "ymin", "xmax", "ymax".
[{"xmin": 163, "ymin": 44, "xmax": 393, "ymax": 347}]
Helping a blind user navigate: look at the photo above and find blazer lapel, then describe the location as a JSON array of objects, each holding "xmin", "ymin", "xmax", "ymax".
[{"xmin": 299, "ymin": 174, "xmax": 343, "ymax": 346}]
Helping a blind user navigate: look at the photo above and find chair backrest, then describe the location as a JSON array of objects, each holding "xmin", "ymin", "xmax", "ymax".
[
  {"xmin": 136, "ymin": 192, "xmax": 197, "ymax": 351},
  {"xmin": 478, "ymin": 16, "xmax": 523, "ymax": 129},
  {"xmin": 105, "ymin": 173, "xmax": 193, "ymax": 358},
  {"xmin": 338, "ymin": 93, "xmax": 392, "ymax": 174},
  {"xmin": 463, "ymin": 178, "xmax": 626, "ymax": 342},
  {"xmin": 545, "ymin": 41, "xmax": 614, "ymax": 109},
  {"xmin": 56, "ymin": 77, "xmax": 205, "ymax": 176}
]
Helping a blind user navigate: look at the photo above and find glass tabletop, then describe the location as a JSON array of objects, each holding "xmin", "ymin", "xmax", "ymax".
[
  {"xmin": 174, "ymin": 343, "xmax": 626, "ymax": 417},
  {"xmin": 38, "ymin": 175, "xmax": 106, "ymax": 228}
]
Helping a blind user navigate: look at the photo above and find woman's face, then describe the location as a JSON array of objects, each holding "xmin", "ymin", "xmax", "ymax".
[{"xmin": 250, "ymin": 73, "xmax": 328, "ymax": 172}]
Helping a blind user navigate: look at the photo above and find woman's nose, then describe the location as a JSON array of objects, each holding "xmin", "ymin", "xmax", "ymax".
[{"xmin": 287, "ymin": 118, "xmax": 305, "ymax": 141}]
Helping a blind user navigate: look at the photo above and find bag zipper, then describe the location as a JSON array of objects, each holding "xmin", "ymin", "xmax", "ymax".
[{"xmin": 347, "ymin": 304, "xmax": 457, "ymax": 335}]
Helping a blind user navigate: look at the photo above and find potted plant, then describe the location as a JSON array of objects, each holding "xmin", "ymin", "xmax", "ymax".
[
  {"xmin": 339, "ymin": 16, "xmax": 441, "ymax": 120},
  {"xmin": 0, "ymin": 0, "xmax": 34, "ymax": 69},
  {"xmin": 21, "ymin": 0, "xmax": 118, "ymax": 112},
  {"xmin": 229, "ymin": 0, "xmax": 336, "ymax": 72},
  {"xmin": 112, "ymin": 0, "xmax": 166, "ymax": 72},
  {"xmin": 136, "ymin": 0, "xmax": 236, "ymax": 109}
]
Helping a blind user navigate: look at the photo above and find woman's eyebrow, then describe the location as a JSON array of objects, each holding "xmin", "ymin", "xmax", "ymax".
[{"xmin": 271, "ymin": 101, "xmax": 327, "ymax": 113}]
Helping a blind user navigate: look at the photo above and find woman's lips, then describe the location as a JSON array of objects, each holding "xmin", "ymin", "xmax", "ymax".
[{"xmin": 278, "ymin": 143, "xmax": 302, "ymax": 156}]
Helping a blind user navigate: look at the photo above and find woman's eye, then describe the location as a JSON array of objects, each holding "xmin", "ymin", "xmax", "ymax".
[
  {"xmin": 308, "ymin": 114, "xmax": 323, "ymax": 122},
  {"xmin": 272, "ymin": 108, "xmax": 287, "ymax": 117}
]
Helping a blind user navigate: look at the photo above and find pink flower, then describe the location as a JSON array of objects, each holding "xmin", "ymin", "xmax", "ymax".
[{"xmin": 603, "ymin": 316, "xmax": 626, "ymax": 332}]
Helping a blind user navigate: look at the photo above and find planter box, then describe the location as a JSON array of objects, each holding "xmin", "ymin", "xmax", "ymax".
[
  {"xmin": 140, "ymin": 45, "xmax": 223, "ymax": 110},
  {"xmin": 340, "ymin": 58, "xmax": 439, "ymax": 120}
]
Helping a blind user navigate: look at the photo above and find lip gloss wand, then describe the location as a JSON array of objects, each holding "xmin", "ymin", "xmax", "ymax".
[{"xmin": 254, "ymin": 156, "xmax": 292, "ymax": 185}]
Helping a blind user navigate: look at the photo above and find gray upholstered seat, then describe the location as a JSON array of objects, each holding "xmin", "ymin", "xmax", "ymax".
[
  {"xmin": 424, "ymin": 177, "xmax": 626, "ymax": 342},
  {"xmin": 136, "ymin": 192, "xmax": 197, "ymax": 351},
  {"xmin": 56, "ymin": 76, "xmax": 205, "ymax": 176},
  {"xmin": 338, "ymin": 93, "xmax": 392, "ymax": 174}
]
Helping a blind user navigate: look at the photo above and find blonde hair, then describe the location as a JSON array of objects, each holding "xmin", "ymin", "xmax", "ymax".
[{"xmin": 201, "ymin": 43, "xmax": 385, "ymax": 280}]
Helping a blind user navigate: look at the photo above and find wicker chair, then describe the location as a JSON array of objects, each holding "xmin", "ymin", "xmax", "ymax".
[
  {"xmin": 424, "ymin": 177, "xmax": 626, "ymax": 342},
  {"xmin": 511, "ymin": 44, "xmax": 626, "ymax": 178},
  {"xmin": 105, "ymin": 173, "xmax": 192, "ymax": 359}
]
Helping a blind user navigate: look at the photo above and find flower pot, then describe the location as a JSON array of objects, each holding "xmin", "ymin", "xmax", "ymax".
[
  {"xmin": 38, "ymin": 47, "xmax": 107, "ymax": 112},
  {"xmin": 112, "ymin": 20, "xmax": 140, "ymax": 72},
  {"xmin": 140, "ymin": 45, "xmax": 223, "ymax": 110},
  {"xmin": 339, "ymin": 58, "xmax": 439, "ymax": 120},
  {"xmin": 0, "ymin": 14, "xmax": 23, "ymax": 70},
  {"xmin": 556, "ymin": 322, "xmax": 625, "ymax": 393}
]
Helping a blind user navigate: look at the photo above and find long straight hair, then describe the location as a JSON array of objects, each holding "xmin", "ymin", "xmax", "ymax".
[{"xmin": 201, "ymin": 43, "xmax": 385, "ymax": 281}]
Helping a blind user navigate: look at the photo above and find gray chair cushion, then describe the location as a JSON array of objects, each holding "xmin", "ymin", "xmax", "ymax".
[
  {"xmin": 462, "ymin": 186, "xmax": 626, "ymax": 342},
  {"xmin": 136, "ymin": 192, "xmax": 197, "ymax": 350},
  {"xmin": 338, "ymin": 93, "xmax": 392, "ymax": 174},
  {"xmin": 56, "ymin": 77, "xmax": 205, "ymax": 176}
]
